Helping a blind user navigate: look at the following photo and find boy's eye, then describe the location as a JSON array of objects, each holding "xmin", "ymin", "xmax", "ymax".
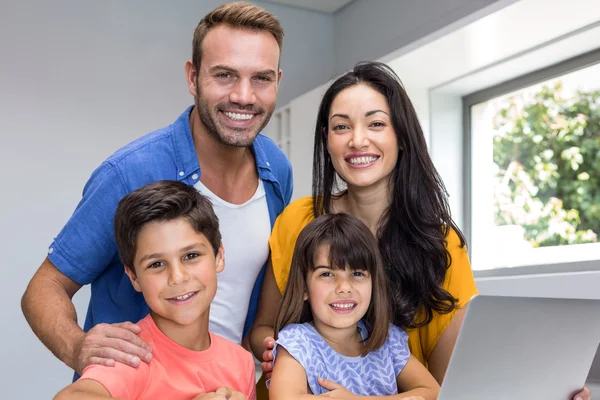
[
  {"xmin": 183, "ymin": 252, "xmax": 201, "ymax": 261},
  {"xmin": 148, "ymin": 261, "xmax": 164, "ymax": 269}
]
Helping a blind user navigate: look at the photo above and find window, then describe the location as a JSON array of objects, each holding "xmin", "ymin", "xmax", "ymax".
[{"xmin": 464, "ymin": 50, "xmax": 600, "ymax": 271}]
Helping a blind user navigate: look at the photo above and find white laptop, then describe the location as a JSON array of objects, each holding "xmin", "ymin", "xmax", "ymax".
[{"xmin": 438, "ymin": 295, "xmax": 600, "ymax": 400}]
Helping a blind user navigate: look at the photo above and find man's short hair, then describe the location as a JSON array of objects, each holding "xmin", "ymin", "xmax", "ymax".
[
  {"xmin": 192, "ymin": 1, "xmax": 284, "ymax": 69},
  {"xmin": 114, "ymin": 180, "xmax": 221, "ymax": 271}
]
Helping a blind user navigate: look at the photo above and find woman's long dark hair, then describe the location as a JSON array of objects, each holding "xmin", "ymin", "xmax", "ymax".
[{"xmin": 312, "ymin": 61, "xmax": 466, "ymax": 329}]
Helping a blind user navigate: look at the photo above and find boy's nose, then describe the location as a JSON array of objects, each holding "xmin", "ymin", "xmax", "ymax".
[{"xmin": 168, "ymin": 264, "xmax": 190, "ymax": 286}]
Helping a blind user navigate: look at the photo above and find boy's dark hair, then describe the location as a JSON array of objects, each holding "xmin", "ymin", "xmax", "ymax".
[
  {"xmin": 274, "ymin": 213, "xmax": 390, "ymax": 356},
  {"xmin": 114, "ymin": 180, "xmax": 220, "ymax": 272}
]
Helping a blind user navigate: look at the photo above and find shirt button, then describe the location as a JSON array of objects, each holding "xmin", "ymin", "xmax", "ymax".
[
  {"xmin": 48, "ymin": 247, "xmax": 54, "ymax": 255},
  {"xmin": 192, "ymin": 174, "xmax": 199, "ymax": 180},
  {"xmin": 179, "ymin": 171, "xmax": 184, "ymax": 177}
]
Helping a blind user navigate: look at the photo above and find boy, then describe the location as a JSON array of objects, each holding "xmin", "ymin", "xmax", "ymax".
[{"xmin": 54, "ymin": 180, "xmax": 256, "ymax": 400}]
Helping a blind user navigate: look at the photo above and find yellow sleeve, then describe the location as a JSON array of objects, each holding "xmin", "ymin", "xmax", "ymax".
[
  {"xmin": 419, "ymin": 228, "xmax": 478, "ymax": 361},
  {"xmin": 269, "ymin": 197, "xmax": 315, "ymax": 294}
]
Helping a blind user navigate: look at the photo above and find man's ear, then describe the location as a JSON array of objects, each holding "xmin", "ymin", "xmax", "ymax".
[
  {"xmin": 124, "ymin": 266, "xmax": 142, "ymax": 293},
  {"xmin": 277, "ymin": 68, "xmax": 283, "ymax": 88},
  {"xmin": 215, "ymin": 243, "xmax": 225, "ymax": 273},
  {"xmin": 184, "ymin": 60, "xmax": 198, "ymax": 97}
]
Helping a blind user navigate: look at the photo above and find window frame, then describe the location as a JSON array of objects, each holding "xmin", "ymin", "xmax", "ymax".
[{"xmin": 462, "ymin": 48, "xmax": 600, "ymax": 277}]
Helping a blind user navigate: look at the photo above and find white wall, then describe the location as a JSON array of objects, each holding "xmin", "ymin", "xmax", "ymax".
[{"xmin": 0, "ymin": 1, "xmax": 333, "ymax": 397}]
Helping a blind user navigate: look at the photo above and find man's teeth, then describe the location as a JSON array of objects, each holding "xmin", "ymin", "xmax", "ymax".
[
  {"xmin": 223, "ymin": 111, "xmax": 254, "ymax": 121},
  {"xmin": 331, "ymin": 303, "xmax": 355, "ymax": 310},
  {"xmin": 173, "ymin": 292, "xmax": 195, "ymax": 301},
  {"xmin": 348, "ymin": 156, "xmax": 378, "ymax": 165}
]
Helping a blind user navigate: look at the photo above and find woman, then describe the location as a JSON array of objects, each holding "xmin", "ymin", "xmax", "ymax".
[{"xmin": 250, "ymin": 61, "xmax": 590, "ymax": 400}]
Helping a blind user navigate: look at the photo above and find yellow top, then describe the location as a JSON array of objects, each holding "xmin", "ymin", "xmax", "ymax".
[{"xmin": 269, "ymin": 196, "xmax": 478, "ymax": 367}]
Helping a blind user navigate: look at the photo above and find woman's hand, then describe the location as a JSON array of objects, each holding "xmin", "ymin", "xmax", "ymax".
[
  {"xmin": 260, "ymin": 336, "xmax": 275, "ymax": 379},
  {"xmin": 572, "ymin": 386, "xmax": 591, "ymax": 400}
]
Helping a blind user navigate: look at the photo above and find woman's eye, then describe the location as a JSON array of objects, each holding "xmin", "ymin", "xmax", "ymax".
[
  {"xmin": 183, "ymin": 252, "xmax": 200, "ymax": 261},
  {"xmin": 332, "ymin": 124, "xmax": 348, "ymax": 131},
  {"xmin": 370, "ymin": 121, "xmax": 385, "ymax": 128}
]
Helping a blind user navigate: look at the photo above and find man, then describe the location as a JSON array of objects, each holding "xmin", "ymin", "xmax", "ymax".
[{"xmin": 21, "ymin": 1, "xmax": 291, "ymax": 377}]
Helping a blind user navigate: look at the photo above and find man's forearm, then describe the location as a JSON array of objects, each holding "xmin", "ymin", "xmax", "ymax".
[{"xmin": 22, "ymin": 260, "xmax": 84, "ymax": 370}]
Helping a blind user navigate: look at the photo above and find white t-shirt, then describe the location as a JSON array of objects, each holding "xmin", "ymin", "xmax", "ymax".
[{"xmin": 194, "ymin": 179, "xmax": 271, "ymax": 344}]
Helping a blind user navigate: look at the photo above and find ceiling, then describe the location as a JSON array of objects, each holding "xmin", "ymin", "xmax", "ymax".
[{"xmin": 262, "ymin": 0, "xmax": 354, "ymax": 13}]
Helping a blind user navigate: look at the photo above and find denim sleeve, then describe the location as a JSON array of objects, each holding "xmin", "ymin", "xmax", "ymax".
[
  {"xmin": 48, "ymin": 161, "xmax": 128, "ymax": 285},
  {"xmin": 283, "ymin": 159, "xmax": 293, "ymax": 206}
]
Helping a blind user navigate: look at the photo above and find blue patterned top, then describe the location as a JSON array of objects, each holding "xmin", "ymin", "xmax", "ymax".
[{"xmin": 271, "ymin": 321, "xmax": 410, "ymax": 395}]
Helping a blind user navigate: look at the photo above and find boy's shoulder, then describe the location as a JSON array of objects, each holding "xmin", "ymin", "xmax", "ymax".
[{"xmin": 209, "ymin": 332, "xmax": 253, "ymax": 362}]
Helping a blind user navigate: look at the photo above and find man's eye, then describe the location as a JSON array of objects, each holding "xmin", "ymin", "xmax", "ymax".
[
  {"xmin": 216, "ymin": 73, "xmax": 232, "ymax": 79},
  {"xmin": 255, "ymin": 76, "xmax": 272, "ymax": 82}
]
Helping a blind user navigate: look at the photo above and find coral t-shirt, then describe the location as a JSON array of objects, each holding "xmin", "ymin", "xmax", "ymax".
[{"xmin": 80, "ymin": 315, "xmax": 256, "ymax": 400}]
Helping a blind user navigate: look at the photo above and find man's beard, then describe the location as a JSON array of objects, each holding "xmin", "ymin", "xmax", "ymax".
[{"xmin": 195, "ymin": 85, "xmax": 275, "ymax": 148}]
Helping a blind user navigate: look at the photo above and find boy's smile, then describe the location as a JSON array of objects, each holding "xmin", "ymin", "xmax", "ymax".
[{"xmin": 125, "ymin": 217, "xmax": 224, "ymax": 350}]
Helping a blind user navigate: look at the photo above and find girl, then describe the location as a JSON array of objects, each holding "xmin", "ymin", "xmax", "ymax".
[{"xmin": 268, "ymin": 213, "xmax": 439, "ymax": 400}]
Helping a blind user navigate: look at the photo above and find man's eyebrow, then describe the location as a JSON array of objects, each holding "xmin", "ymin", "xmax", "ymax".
[
  {"xmin": 255, "ymin": 69, "xmax": 277, "ymax": 77},
  {"xmin": 207, "ymin": 65, "xmax": 237, "ymax": 74}
]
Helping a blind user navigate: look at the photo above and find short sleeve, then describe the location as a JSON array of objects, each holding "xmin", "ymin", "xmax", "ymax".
[
  {"xmin": 272, "ymin": 325, "xmax": 311, "ymax": 371},
  {"xmin": 269, "ymin": 197, "xmax": 314, "ymax": 293},
  {"xmin": 388, "ymin": 325, "xmax": 411, "ymax": 377},
  {"xmin": 48, "ymin": 162, "xmax": 129, "ymax": 285},
  {"xmin": 419, "ymin": 228, "xmax": 479, "ymax": 360},
  {"xmin": 80, "ymin": 361, "xmax": 150, "ymax": 399},
  {"xmin": 243, "ymin": 351, "xmax": 257, "ymax": 400}
]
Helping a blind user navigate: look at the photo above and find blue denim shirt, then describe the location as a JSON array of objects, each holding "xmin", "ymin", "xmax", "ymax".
[{"xmin": 48, "ymin": 106, "xmax": 293, "ymax": 340}]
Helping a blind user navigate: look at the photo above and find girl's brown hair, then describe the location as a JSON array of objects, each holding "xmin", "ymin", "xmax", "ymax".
[{"xmin": 274, "ymin": 213, "xmax": 390, "ymax": 355}]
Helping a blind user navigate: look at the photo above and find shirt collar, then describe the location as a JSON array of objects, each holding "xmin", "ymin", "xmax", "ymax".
[{"xmin": 172, "ymin": 105, "xmax": 275, "ymax": 181}]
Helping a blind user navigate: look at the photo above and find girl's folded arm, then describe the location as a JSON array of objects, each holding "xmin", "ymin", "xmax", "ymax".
[
  {"xmin": 394, "ymin": 355, "xmax": 440, "ymax": 400},
  {"xmin": 268, "ymin": 346, "xmax": 317, "ymax": 400}
]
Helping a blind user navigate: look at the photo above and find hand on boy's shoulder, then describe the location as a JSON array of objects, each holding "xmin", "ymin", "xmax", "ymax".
[
  {"xmin": 193, "ymin": 387, "xmax": 247, "ymax": 400},
  {"xmin": 73, "ymin": 321, "xmax": 152, "ymax": 375}
]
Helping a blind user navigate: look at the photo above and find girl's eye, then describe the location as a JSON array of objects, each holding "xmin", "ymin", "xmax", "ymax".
[
  {"xmin": 319, "ymin": 271, "xmax": 333, "ymax": 277},
  {"xmin": 183, "ymin": 252, "xmax": 200, "ymax": 261},
  {"xmin": 352, "ymin": 270, "xmax": 367, "ymax": 277}
]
